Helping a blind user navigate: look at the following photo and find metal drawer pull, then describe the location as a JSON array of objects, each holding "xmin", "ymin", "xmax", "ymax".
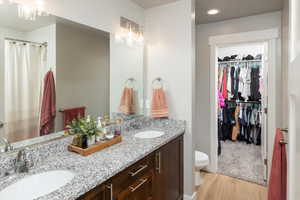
[
  {"xmin": 130, "ymin": 178, "xmax": 148, "ymax": 192},
  {"xmin": 129, "ymin": 164, "xmax": 148, "ymax": 177},
  {"xmin": 0, "ymin": 121, "xmax": 4, "ymax": 128},
  {"xmin": 156, "ymin": 152, "xmax": 161, "ymax": 174},
  {"xmin": 106, "ymin": 184, "xmax": 113, "ymax": 200}
]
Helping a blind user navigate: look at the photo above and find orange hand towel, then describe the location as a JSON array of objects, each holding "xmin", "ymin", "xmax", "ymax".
[
  {"xmin": 151, "ymin": 88, "xmax": 169, "ymax": 118},
  {"xmin": 119, "ymin": 88, "xmax": 135, "ymax": 115}
]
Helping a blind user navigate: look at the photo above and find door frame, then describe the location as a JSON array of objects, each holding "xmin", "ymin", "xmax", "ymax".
[{"xmin": 208, "ymin": 29, "xmax": 280, "ymax": 180}]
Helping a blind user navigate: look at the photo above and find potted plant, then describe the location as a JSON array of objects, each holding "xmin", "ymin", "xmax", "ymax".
[{"xmin": 66, "ymin": 116, "xmax": 101, "ymax": 147}]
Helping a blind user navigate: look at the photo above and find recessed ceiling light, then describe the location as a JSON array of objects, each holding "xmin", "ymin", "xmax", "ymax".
[{"xmin": 207, "ymin": 9, "xmax": 220, "ymax": 15}]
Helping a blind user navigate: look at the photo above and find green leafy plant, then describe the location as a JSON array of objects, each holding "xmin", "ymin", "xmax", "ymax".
[{"xmin": 66, "ymin": 116, "xmax": 101, "ymax": 138}]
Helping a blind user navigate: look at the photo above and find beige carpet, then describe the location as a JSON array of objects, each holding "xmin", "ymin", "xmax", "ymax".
[{"xmin": 218, "ymin": 141, "xmax": 266, "ymax": 185}]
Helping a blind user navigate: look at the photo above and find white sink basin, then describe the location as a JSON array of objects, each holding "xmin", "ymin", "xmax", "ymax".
[
  {"xmin": 135, "ymin": 131, "xmax": 165, "ymax": 139},
  {"xmin": 0, "ymin": 170, "xmax": 75, "ymax": 200}
]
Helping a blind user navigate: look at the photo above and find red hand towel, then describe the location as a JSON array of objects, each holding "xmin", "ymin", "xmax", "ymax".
[
  {"xmin": 268, "ymin": 129, "xmax": 287, "ymax": 200},
  {"xmin": 119, "ymin": 88, "xmax": 135, "ymax": 115},
  {"xmin": 40, "ymin": 71, "xmax": 56, "ymax": 136},
  {"xmin": 63, "ymin": 107, "xmax": 86, "ymax": 128},
  {"xmin": 151, "ymin": 88, "xmax": 169, "ymax": 118}
]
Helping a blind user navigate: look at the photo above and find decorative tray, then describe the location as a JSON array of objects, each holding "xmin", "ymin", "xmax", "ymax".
[{"xmin": 68, "ymin": 136, "xmax": 122, "ymax": 156}]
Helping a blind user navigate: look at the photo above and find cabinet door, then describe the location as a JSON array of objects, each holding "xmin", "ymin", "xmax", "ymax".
[
  {"xmin": 153, "ymin": 136, "xmax": 183, "ymax": 200},
  {"xmin": 116, "ymin": 172, "xmax": 153, "ymax": 200},
  {"xmin": 78, "ymin": 184, "xmax": 111, "ymax": 200}
]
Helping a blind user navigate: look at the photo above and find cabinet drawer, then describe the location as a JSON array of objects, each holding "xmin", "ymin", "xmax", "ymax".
[
  {"xmin": 116, "ymin": 170, "xmax": 154, "ymax": 200},
  {"xmin": 112, "ymin": 153, "xmax": 155, "ymax": 196}
]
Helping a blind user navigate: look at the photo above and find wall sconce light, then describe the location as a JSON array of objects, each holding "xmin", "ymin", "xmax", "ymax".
[
  {"xmin": 0, "ymin": 0, "xmax": 48, "ymax": 21},
  {"xmin": 115, "ymin": 17, "xmax": 144, "ymax": 46}
]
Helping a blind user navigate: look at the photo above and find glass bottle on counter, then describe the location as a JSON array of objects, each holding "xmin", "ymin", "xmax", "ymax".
[{"xmin": 115, "ymin": 118, "xmax": 123, "ymax": 136}]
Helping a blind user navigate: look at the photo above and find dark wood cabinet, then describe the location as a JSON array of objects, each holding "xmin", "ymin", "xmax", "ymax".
[
  {"xmin": 78, "ymin": 136, "xmax": 183, "ymax": 200},
  {"xmin": 78, "ymin": 182, "xmax": 111, "ymax": 200},
  {"xmin": 153, "ymin": 136, "xmax": 183, "ymax": 200}
]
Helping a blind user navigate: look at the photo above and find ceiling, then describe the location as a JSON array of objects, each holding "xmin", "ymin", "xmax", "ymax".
[
  {"xmin": 196, "ymin": 0, "xmax": 283, "ymax": 24},
  {"xmin": 131, "ymin": 0, "xmax": 283, "ymax": 24}
]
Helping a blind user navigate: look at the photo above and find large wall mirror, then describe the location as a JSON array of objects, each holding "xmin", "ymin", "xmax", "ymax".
[{"xmin": 0, "ymin": 3, "xmax": 144, "ymax": 146}]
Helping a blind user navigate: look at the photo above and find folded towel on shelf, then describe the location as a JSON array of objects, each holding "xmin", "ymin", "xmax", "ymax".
[
  {"xmin": 119, "ymin": 88, "xmax": 135, "ymax": 115},
  {"xmin": 151, "ymin": 88, "xmax": 169, "ymax": 118}
]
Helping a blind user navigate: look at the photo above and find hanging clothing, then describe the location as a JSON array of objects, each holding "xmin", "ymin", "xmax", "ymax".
[
  {"xmin": 231, "ymin": 106, "xmax": 240, "ymax": 141},
  {"xmin": 40, "ymin": 71, "xmax": 56, "ymax": 136},
  {"xmin": 243, "ymin": 66, "xmax": 252, "ymax": 100},
  {"xmin": 222, "ymin": 68, "xmax": 228, "ymax": 99},
  {"xmin": 230, "ymin": 66, "xmax": 235, "ymax": 98},
  {"xmin": 234, "ymin": 67, "xmax": 241, "ymax": 99},
  {"xmin": 250, "ymin": 67, "xmax": 261, "ymax": 101}
]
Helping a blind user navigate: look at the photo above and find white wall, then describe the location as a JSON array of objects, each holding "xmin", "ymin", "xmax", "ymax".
[
  {"xmin": 110, "ymin": 40, "xmax": 144, "ymax": 116},
  {"xmin": 145, "ymin": 0, "xmax": 195, "ymax": 196},
  {"xmin": 195, "ymin": 12, "xmax": 282, "ymax": 164},
  {"xmin": 288, "ymin": 0, "xmax": 300, "ymax": 199},
  {"xmin": 55, "ymin": 23, "xmax": 110, "ymax": 131}
]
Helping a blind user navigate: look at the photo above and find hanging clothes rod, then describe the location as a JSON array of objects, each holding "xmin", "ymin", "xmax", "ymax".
[
  {"xmin": 218, "ymin": 60, "xmax": 262, "ymax": 64},
  {"xmin": 226, "ymin": 100, "xmax": 261, "ymax": 104},
  {"xmin": 5, "ymin": 37, "xmax": 48, "ymax": 46}
]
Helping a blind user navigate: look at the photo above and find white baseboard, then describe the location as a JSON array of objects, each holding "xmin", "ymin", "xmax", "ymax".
[{"xmin": 184, "ymin": 192, "xmax": 197, "ymax": 200}]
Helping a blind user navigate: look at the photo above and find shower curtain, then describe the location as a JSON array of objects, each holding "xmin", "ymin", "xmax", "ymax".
[{"xmin": 4, "ymin": 40, "xmax": 46, "ymax": 142}]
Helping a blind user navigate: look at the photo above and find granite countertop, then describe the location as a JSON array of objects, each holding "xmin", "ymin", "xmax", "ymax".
[{"xmin": 0, "ymin": 118, "xmax": 185, "ymax": 200}]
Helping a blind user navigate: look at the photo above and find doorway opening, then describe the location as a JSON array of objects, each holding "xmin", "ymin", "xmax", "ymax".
[{"xmin": 216, "ymin": 42, "xmax": 268, "ymax": 185}]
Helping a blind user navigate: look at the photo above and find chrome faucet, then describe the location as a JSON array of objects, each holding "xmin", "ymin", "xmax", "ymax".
[
  {"xmin": 0, "ymin": 148, "xmax": 33, "ymax": 178},
  {"xmin": 14, "ymin": 148, "xmax": 32, "ymax": 173},
  {"xmin": 0, "ymin": 138, "xmax": 13, "ymax": 153}
]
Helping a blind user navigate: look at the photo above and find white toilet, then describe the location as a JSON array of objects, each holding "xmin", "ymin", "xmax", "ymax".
[{"xmin": 195, "ymin": 151, "xmax": 209, "ymax": 186}]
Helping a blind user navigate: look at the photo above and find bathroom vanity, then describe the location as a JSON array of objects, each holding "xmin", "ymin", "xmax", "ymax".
[
  {"xmin": 0, "ymin": 118, "xmax": 184, "ymax": 200},
  {"xmin": 79, "ymin": 135, "xmax": 183, "ymax": 200}
]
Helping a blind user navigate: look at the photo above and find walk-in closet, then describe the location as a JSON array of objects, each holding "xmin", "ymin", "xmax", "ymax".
[{"xmin": 216, "ymin": 43, "xmax": 267, "ymax": 185}]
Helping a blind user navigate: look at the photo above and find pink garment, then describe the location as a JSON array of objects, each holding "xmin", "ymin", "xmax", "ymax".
[
  {"xmin": 218, "ymin": 91, "xmax": 225, "ymax": 108},
  {"xmin": 222, "ymin": 68, "xmax": 228, "ymax": 99},
  {"xmin": 40, "ymin": 71, "xmax": 56, "ymax": 136},
  {"xmin": 268, "ymin": 129, "xmax": 287, "ymax": 200},
  {"xmin": 151, "ymin": 88, "xmax": 169, "ymax": 118}
]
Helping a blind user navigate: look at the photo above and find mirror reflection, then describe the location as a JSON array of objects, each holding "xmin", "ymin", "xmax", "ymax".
[{"xmin": 0, "ymin": 3, "xmax": 144, "ymax": 145}]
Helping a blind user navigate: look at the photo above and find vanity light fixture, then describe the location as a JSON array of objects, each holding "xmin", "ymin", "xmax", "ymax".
[
  {"xmin": 115, "ymin": 17, "xmax": 144, "ymax": 46},
  {"xmin": 18, "ymin": 0, "xmax": 48, "ymax": 21},
  {"xmin": 0, "ymin": 0, "xmax": 48, "ymax": 20},
  {"xmin": 207, "ymin": 9, "xmax": 220, "ymax": 15}
]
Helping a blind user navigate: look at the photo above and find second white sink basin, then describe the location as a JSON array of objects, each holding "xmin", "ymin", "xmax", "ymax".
[
  {"xmin": 0, "ymin": 170, "xmax": 75, "ymax": 200},
  {"xmin": 135, "ymin": 131, "xmax": 165, "ymax": 139}
]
